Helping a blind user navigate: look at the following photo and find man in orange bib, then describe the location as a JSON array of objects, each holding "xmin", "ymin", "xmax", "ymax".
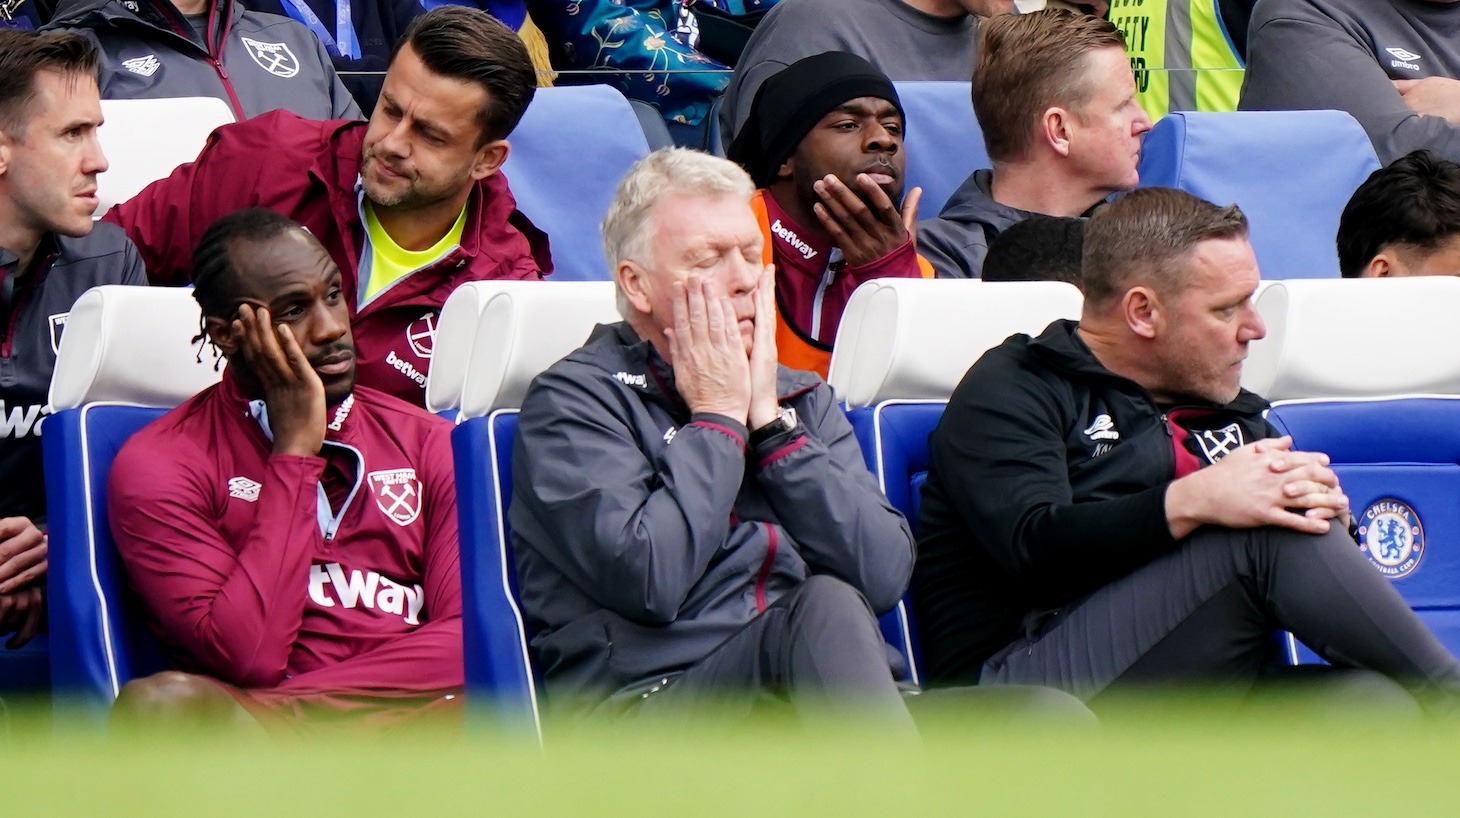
[{"xmin": 727, "ymin": 52, "xmax": 931, "ymax": 378}]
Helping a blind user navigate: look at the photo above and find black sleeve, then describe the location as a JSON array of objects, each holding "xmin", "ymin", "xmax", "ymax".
[{"xmin": 930, "ymin": 348, "xmax": 1179, "ymax": 607}]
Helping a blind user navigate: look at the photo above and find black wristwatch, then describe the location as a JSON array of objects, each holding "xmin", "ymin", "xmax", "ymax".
[{"xmin": 749, "ymin": 407, "xmax": 799, "ymax": 448}]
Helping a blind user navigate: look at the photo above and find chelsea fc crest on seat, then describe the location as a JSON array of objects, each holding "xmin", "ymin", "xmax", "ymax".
[{"xmin": 1356, "ymin": 498, "xmax": 1424, "ymax": 579}]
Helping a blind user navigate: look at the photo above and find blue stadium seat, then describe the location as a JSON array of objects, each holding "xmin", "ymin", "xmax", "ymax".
[
  {"xmin": 45, "ymin": 406, "xmax": 172, "ymax": 720},
  {"xmin": 43, "ymin": 286, "xmax": 224, "ymax": 723},
  {"xmin": 501, "ymin": 85, "xmax": 652, "ymax": 282},
  {"xmin": 436, "ymin": 281, "xmax": 617, "ymax": 740},
  {"xmin": 894, "ymin": 81, "xmax": 988, "ymax": 219},
  {"xmin": 1241, "ymin": 278, "xmax": 1460, "ymax": 664},
  {"xmin": 846, "ymin": 400, "xmax": 947, "ymax": 686},
  {"xmin": 830, "ymin": 279, "xmax": 1085, "ymax": 681},
  {"xmin": 452, "ymin": 411, "xmax": 542, "ymax": 742},
  {"xmin": 1136, "ymin": 110, "xmax": 1381, "ymax": 279}
]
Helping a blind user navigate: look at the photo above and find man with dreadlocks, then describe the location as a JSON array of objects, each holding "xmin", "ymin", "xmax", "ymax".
[
  {"xmin": 0, "ymin": 29, "xmax": 146, "ymax": 651},
  {"xmin": 108, "ymin": 208, "xmax": 462, "ymax": 731}
]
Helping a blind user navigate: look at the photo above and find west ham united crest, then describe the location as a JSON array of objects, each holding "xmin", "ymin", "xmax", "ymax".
[
  {"xmin": 368, "ymin": 468, "xmax": 423, "ymax": 526},
  {"xmin": 1356, "ymin": 498, "xmax": 1424, "ymax": 579}
]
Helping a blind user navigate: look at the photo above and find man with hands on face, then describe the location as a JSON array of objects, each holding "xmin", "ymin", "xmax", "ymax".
[
  {"xmin": 108, "ymin": 209, "xmax": 462, "ymax": 729},
  {"xmin": 914, "ymin": 187, "xmax": 1460, "ymax": 709},
  {"xmin": 726, "ymin": 52, "xmax": 931, "ymax": 379},
  {"xmin": 510, "ymin": 149, "xmax": 917, "ymax": 730}
]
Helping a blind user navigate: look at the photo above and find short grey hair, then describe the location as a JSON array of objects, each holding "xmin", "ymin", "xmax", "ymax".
[{"xmin": 602, "ymin": 148, "xmax": 756, "ymax": 271}]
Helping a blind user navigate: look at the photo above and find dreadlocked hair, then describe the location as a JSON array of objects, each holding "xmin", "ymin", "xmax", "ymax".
[{"xmin": 189, "ymin": 208, "xmax": 309, "ymax": 370}]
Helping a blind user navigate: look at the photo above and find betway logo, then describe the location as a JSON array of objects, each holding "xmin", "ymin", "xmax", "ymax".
[
  {"xmin": 308, "ymin": 562, "xmax": 425, "ymax": 624},
  {"xmin": 770, "ymin": 219, "xmax": 817, "ymax": 261},
  {"xmin": 385, "ymin": 349, "xmax": 427, "ymax": 389},
  {"xmin": 0, "ymin": 402, "xmax": 49, "ymax": 439}
]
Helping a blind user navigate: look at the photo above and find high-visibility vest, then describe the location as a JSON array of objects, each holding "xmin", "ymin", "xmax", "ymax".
[{"xmin": 1110, "ymin": 0, "xmax": 1244, "ymax": 121}]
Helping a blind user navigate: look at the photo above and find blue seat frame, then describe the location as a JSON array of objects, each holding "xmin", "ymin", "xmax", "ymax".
[
  {"xmin": 845, "ymin": 400, "xmax": 948, "ymax": 687},
  {"xmin": 43, "ymin": 405, "xmax": 170, "ymax": 724},
  {"xmin": 452, "ymin": 410, "xmax": 543, "ymax": 743}
]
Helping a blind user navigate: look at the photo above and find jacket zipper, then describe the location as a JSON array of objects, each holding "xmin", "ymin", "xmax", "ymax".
[
  {"xmin": 754, "ymin": 523, "xmax": 777, "ymax": 613},
  {"xmin": 210, "ymin": 59, "xmax": 245, "ymax": 120},
  {"xmin": 1, "ymin": 255, "xmax": 49, "ymax": 359}
]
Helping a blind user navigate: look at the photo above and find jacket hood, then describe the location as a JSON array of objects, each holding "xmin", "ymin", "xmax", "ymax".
[
  {"xmin": 49, "ymin": 0, "xmax": 241, "ymax": 49},
  {"xmin": 1028, "ymin": 319, "xmax": 1270, "ymax": 415},
  {"xmin": 931, "ymin": 169, "xmax": 1034, "ymax": 232}
]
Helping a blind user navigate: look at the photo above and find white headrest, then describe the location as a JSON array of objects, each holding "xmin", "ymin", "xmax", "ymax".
[
  {"xmin": 428, "ymin": 281, "xmax": 549, "ymax": 413},
  {"xmin": 829, "ymin": 279, "xmax": 1084, "ymax": 408},
  {"xmin": 96, "ymin": 97, "xmax": 235, "ymax": 216},
  {"xmin": 453, "ymin": 282, "xmax": 620, "ymax": 419},
  {"xmin": 1243, "ymin": 277, "xmax": 1460, "ymax": 401},
  {"xmin": 51, "ymin": 286, "xmax": 224, "ymax": 411}
]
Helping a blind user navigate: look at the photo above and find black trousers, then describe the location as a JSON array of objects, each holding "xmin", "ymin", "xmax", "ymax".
[
  {"xmin": 631, "ymin": 575, "xmax": 918, "ymax": 734},
  {"xmin": 981, "ymin": 525, "xmax": 1460, "ymax": 709}
]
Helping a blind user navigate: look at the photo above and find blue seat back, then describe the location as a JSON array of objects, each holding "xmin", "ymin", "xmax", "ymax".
[
  {"xmin": 1270, "ymin": 398, "xmax": 1460, "ymax": 663},
  {"xmin": 895, "ymin": 81, "xmax": 988, "ymax": 219},
  {"xmin": 451, "ymin": 410, "xmax": 542, "ymax": 742},
  {"xmin": 846, "ymin": 400, "xmax": 947, "ymax": 686},
  {"xmin": 1137, "ymin": 111, "xmax": 1380, "ymax": 279},
  {"xmin": 43, "ymin": 405, "xmax": 170, "ymax": 722},
  {"xmin": 501, "ymin": 85, "xmax": 651, "ymax": 282}
]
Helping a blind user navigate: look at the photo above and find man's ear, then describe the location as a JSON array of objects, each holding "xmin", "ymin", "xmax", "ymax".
[
  {"xmin": 470, "ymin": 138, "xmax": 511, "ymax": 181},
  {"xmin": 1040, "ymin": 107, "xmax": 1074, "ymax": 158},
  {"xmin": 204, "ymin": 315, "xmax": 241, "ymax": 358},
  {"xmin": 1122, "ymin": 286, "xmax": 1160, "ymax": 339},
  {"xmin": 615, "ymin": 259, "xmax": 653, "ymax": 316},
  {"xmin": 0, "ymin": 131, "xmax": 12, "ymax": 177},
  {"xmin": 1363, "ymin": 253, "xmax": 1394, "ymax": 278}
]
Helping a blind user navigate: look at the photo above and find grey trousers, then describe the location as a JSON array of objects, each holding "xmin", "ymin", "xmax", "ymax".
[
  {"xmin": 982, "ymin": 524, "xmax": 1460, "ymax": 709},
  {"xmin": 632, "ymin": 575, "xmax": 918, "ymax": 735}
]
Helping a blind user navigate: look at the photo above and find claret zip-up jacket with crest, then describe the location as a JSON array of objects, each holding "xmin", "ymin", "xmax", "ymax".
[
  {"xmin": 103, "ymin": 110, "xmax": 552, "ymax": 407},
  {"xmin": 509, "ymin": 322, "xmax": 916, "ymax": 711},
  {"xmin": 108, "ymin": 374, "xmax": 463, "ymax": 713}
]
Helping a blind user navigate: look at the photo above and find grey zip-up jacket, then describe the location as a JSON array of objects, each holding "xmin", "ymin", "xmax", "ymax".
[
  {"xmin": 916, "ymin": 169, "xmax": 1034, "ymax": 280},
  {"xmin": 1239, "ymin": 0, "xmax": 1460, "ymax": 165},
  {"xmin": 48, "ymin": 0, "xmax": 359, "ymax": 122},
  {"xmin": 509, "ymin": 322, "xmax": 915, "ymax": 711}
]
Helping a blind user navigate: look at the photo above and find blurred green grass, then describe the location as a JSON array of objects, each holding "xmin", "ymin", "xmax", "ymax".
[{"xmin": 4, "ymin": 692, "xmax": 1460, "ymax": 817}]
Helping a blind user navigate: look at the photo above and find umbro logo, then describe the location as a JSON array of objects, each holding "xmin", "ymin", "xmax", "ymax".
[
  {"xmin": 1386, "ymin": 47, "xmax": 1422, "ymax": 71},
  {"xmin": 1083, "ymin": 413, "xmax": 1120, "ymax": 441},
  {"xmin": 228, "ymin": 476, "xmax": 261, "ymax": 502},
  {"xmin": 121, "ymin": 55, "xmax": 160, "ymax": 77}
]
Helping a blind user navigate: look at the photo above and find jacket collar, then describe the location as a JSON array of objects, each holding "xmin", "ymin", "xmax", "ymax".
[
  {"xmin": 56, "ymin": 0, "xmax": 240, "ymax": 55},
  {"xmin": 0, "ymin": 233, "xmax": 58, "ymax": 277},
  {"xmin": 311, "ymin": 125, "xmax": 553, "ymax": 310},
  {"xmin": 1028, "ymin": 319, "xmax": 1269, "ymax": 414},
  {"xmin": 220, "ymin": 367, "xmax": 361, "ymax": 446}
]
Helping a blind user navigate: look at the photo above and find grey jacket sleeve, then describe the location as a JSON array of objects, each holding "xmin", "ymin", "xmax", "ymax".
[
  {"xmin": 915, "ymin": 217, "xmax": 985, "ymax": 280},
  {"xmin": 1240, "ymin": 10, "xmax": 1460, "ymax": 163},
  {"xmin": 751, "ymin": 383, "xmax": 915, "ymax": 614},
  {"xmin": 513, "ymin": 364, "xmax": 749, "ymax": 626},
  {"xmin": 119, "ymin": 236, "xmax": 149, "ymax": 286},
  {"xmin": 311, "ymin": 38, "xmax": 363, "ymax": 121}
]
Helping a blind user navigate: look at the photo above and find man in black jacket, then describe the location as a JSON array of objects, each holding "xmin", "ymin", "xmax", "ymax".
[
  {"xmin": 915, "ymin": 186, "xmax": 1460, "ymax": 707},
  {"xmin": 0, "ymin": 30, "xmax": 148, "ymax": 649}
]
